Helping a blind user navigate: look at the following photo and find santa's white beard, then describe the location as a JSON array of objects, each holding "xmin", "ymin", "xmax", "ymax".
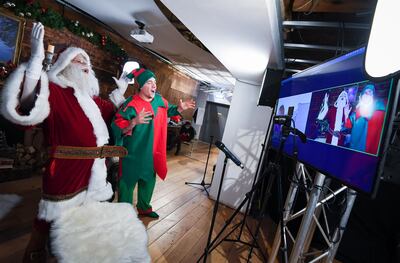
[
  {"xmin": 358, "ymin": 100, "xmax": 374, "ymax": 118},
  {"xmin": 60, "ymin": 64, "xmax": 100, "ymax": 97}
]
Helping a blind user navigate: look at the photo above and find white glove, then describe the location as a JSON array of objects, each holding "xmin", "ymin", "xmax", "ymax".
[
  {"xmin": 112, "ymin": 71, "xmax": 130, "ymax": 96},
  {"xmin": 26, "ymin": 22, "xmax": 45, "ymax": 80}
]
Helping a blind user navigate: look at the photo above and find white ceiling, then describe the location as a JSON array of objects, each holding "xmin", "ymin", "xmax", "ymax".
[
  {"xmin": 63, "ymin": 0, "xmax": 283, "ymax": 88},
  {"xmin": 161, "ymin": 0, "xmax": 284, "ymax": 85}
]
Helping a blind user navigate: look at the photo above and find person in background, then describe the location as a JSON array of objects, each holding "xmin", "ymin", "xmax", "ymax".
[
  {"xmin": 175, "ymin": 121, "xmax": 196, "ymax": 155},
  {"xmin": 111, "ymin": 68, "xmax": 195, "ymax": 218}
]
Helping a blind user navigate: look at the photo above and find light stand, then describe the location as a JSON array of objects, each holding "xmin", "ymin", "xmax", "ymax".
[
  {"xmin": 185, "ymin": 135, "xmax": 214, "ymax": 196},
  {"xmin": 246, "ymin": 121, "xmax": 293, "ymax": 263}
]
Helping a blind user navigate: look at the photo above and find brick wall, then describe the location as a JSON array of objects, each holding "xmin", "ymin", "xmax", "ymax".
[{"xmin": 16, "ymin": 1, "xmax": 199, "ymax": 120}]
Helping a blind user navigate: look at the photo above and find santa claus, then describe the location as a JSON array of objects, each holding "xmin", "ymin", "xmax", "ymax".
[
  {"xmin": 317, "ymin": 90, "xmax": 351, "ymax": 146},
  {"xmin": 1, "ymin": 23, "xmax": 149, "ymax": 262},
  {"xmin": 344, "ymin": 84, "xmax": 386, "ymax": 154}
]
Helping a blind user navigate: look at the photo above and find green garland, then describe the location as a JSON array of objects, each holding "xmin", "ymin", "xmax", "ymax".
[{"xmin": 1, "ymin": 0, "xmax": 128, "ymax": 61}]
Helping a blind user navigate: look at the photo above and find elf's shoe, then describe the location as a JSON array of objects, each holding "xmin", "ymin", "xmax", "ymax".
[{"xmin": 138, "ymin": 209, "xmax": 159, "ymax": 219}]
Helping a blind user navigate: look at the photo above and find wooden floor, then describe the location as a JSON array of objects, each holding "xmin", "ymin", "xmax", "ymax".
[{"xmin": 0, "ymin": 141, "xmax": 278, "ymax": 262}]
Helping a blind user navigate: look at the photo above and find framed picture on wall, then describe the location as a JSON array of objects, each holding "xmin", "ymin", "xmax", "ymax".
[{"xmin": 0, "ymin": 9, "xmax": 25, "ymax": 65}]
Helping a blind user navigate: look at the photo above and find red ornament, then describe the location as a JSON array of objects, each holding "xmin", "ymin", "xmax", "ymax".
[
  {"xmin": 26, "ymin": 0, "xmax": 35, "ymax": 5},
  {"xmin": 41, "ymin": 8, "xmax": 47, "ymax": 13}
]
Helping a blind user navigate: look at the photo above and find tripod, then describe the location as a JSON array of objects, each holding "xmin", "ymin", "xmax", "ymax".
[
  {"xmin": 198, "ymin": 116, "xmax": 301, "ymax": 263},
  {"xmin": 185, "ymin": 135, "xmax": 214, "ymax": 196},
  {"xmin": 246, "ymin": 126, "xmax": 291, "ymax": 263}
]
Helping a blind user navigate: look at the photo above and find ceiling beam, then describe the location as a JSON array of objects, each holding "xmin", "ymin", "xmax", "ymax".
[
  {"xmin": 283, "ymin": 20, "xmax": 370, "ymax": 30},
  {"xmin": 285, "ymin": 68, "xmax": 302, "ymax": 73},
  {"xmin": 285, "ymin": 58, "xmax": 321, "ymax": 64},
  {"xmin": 284, "ymin": 43, "xmax": 352, "ymax": 52}
]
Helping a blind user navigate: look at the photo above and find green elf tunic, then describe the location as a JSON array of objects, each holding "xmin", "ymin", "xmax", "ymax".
[{"xmin": 111, "ymin": 93, "xmax": 180, "ymax": 213}]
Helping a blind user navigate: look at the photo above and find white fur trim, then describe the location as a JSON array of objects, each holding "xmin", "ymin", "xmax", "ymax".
[
  {"xmin": 51, "ymin": 202, "xmax": 150, "ymax": 263},
  {"xmin": 85, "ymin": 158, "xmax": 113, "ymax": 203},
  {"xmin": 1, "ymin": 64, "xmax": 50, "ymax": 126},
  {"xmin": 72, "ymin": 88, "xmax": 109, "ymax": 146},
  {"xmin": 37, "ymin": 161, "xmax": 113, "ymax": 221},
  {"xmin": 37, "ymin": 191, "xmax": 87, "ymax": 221},
  {"xmin": 109, "ymin": 88, "xmax": 126, "ymax": 108}
]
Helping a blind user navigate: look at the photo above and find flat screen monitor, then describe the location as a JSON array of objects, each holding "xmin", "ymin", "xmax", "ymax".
[{"xmin": 271, "ymin": 47, "xmax": 398, "ymax": 196}]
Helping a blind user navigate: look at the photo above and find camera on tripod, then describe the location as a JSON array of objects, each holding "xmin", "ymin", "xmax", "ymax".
[
  {"xmin": 273, "ymin": 106, "xmax": 307, "ymax": 143},
  {"xmin": 273, "ymin": 106, "xmax": 294, "ymax": 137}
]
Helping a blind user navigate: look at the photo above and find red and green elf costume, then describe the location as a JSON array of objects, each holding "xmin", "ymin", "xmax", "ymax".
[{"xmin": 111, "ymin": 69, "xmax": 180, "ymax": 216}]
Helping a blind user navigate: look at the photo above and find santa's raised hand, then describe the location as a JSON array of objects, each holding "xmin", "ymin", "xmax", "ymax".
[
  {"xmin": 344, "ymin": 104, "xmax": 352, "ymax": 120},
  {"xmin": 317, "ymin": 93, "xmax": 329, "ymax": 120},
  {"xmin": 22, "ymin": 22, "xmax": 45, "ymax": 107},
  {"xmin": 26, "ymin": 22, "xmax": 45, "ymax": 80},
  {"xmin": 178, "ymin": 98, "xmax": 196, "ymax": 113},
  {"xmin": 30, "ymin": 23, "xmax": 45, "ymax": 61},
  {"xmin": 112, "ymin": 71, "xmax": 130, "ymax": 96}
]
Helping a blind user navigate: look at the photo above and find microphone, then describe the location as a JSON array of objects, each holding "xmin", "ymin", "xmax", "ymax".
[{"xmin": 215, "ymin": 141, "xmax": 244, "ymax": 169}]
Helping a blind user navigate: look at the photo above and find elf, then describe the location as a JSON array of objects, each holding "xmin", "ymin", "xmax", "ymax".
[{"xmin": 112, "ymin": 68, "xmax": 195, "ymax": 218}]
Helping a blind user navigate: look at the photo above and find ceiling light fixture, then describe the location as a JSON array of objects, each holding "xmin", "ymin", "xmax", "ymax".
[{"xmin": 130, "ymin": 20, "xmax": 154, "ymax": 44}]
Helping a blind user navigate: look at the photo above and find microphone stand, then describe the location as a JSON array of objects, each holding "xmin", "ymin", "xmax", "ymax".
[
  {"xmin": 201, "ymin": 156, "xmax": 228, "ymax": 263},
  {"xmin": 185, "ymin": 135, "xmax": 214, "ymax": 196}
]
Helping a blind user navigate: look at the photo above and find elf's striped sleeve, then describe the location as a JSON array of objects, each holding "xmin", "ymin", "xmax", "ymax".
[{"xmin": 167, "ymin": 102, "xmax": 181, "ymax": 117}]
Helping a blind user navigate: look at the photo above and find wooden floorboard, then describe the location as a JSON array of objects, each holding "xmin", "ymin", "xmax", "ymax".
[{"xmin": 0, "ymin": 141, "xmax": 288, "ymax": 262}]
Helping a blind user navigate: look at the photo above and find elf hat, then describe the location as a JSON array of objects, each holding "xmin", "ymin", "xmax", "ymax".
[{"xmin": 127, "ymin": 68, "xmax": 156, "ymax": 89}]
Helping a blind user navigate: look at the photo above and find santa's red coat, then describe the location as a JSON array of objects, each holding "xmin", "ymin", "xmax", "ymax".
[{"xmin": 42, "ymin": 82, "xmax": 115, "ymax": 198}]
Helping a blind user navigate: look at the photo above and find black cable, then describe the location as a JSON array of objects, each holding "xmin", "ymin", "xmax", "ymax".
[
  {"xmin": 329, "ymin": 189, "xmax": 348, "ymax": 244},
  {"xmin": 292, "ymin": 118, "xmax": 298, "ymax": 159},
  {"xmin": 313, "ymin": 183, "xmax": 349, "ymax": 245}
]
